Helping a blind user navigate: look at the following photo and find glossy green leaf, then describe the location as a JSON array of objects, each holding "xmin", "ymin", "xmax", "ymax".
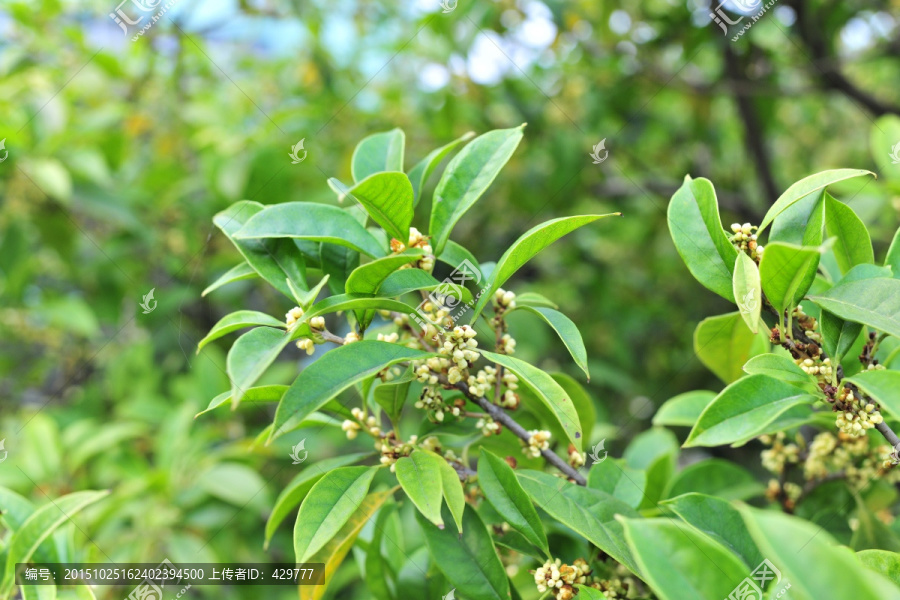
[
  {"xmin": 264, "ymin": 453, "xmax": 370, "ymax": 548},
  {"xmin": 514, "ymin": 292, "xmax": 558, "ymax": 309},
  {"xmin": 758, "ymin": 169, "xmax": 875, "ymax": 233},
  {"xmin": 343, "ymin": 172, "xmax": 414, "ymax": 241},
  {"xmin": 373, "ymin": 371, "xmax": 413, "ymax": 422},
  {"xmin": 470, "ymin": 214, "xmax": 618, "ymax": 322},
  {"xmin": 652, "ymin": 390, "xmax": 716, "ymax": 427},
  {"xmin": 1, "ymin": 491, "xmax": 109, "ymax": 595},
  {"xmin": 300, "ymin": 293, "xmax": 419, "ymax": 325},
  {"xmin": 858, "ymin": 549, "xmax": 900, "ymax": 587},
  {"xmin": 214, "ymin": 201, "xmax": 308, "ymax": 299},
  {"xmin": 300, "ymin": 489, "xmax": 392, "ymax": 600},
  {"xmin": 739, "ymin": 505, "xmax": 898, "ymax": 600},
  {"xmin": 662, "ymin": 493, "xmax": 763, "ymax": 569},
  {"xmin": 198, "ymin": 310, "xmax": 284, "ymax": 352},
  {"xmin": 622, "ymin": 517, "xmax": 748, "ymax": 600},
  {"xmin": 294, "ymin": 466, "xmax": 378, "ymax": 562},
  {"xmin": 759, "ymin": 241, "xmax": 821, "ymax": 316},
  {"xmin": 438, "ymin": 458, "xmax": 465, "ymax": 535},
  {"xmin": 825, "ymin": 193, "xmax": 874, "ymax": 274},
  {"xmin": 513, "ymin": 306, "xmax": 589, "ymax": 379},
  {"xmin": 345, "ymin": 251, "xmax": 424, "ymax": 295},
  {"xmin": 320, "ymin": 242, "xmax": 360, "ymax": 295},
  {"xmin": 685, "ymin": 374, "xmax": 817, "ymax": 447},
  {"xmin": 846, "ymin": 370, "xmax": 900, "ymax": 421},
  {"xmin": 378, "ymin": 268, "xmax": 473, "ymax": 302},
  {"xmin": 733, "ymin": 252, "xmax": 761, "ymax": 333},
  {"xmin": 202, "ymin": 262, "xmax": 257, "ymax": 297},
  {"xmin": 352, "ymin": 128, "xmax": 405, "ymax": 182},
  {"xmin": 481, "ymin": 350, "xmax": 582, "ymax": 450},
  {"xmin": 430, "ymin": 125, "xmax": 524, "ymax": 255},
  {"xmin": 769, "ymin": 189, "xmax": 825, "ymax": 246},
  {"xmin": 574, "ymin": 586, "xmax": 609, "ymax": 599},
  {"xmin": 271, "ymin": 342, "xmax": 436, "ymax": 440},
  {"xmin": 417, "ymin": 504, "xmax": 510, "ymax": 600},
  {"xmin": 665, "ymin": 459, "xmax": 763, "ymax": 501},
  {"xmin": 517, "ymin": 470, "xmax": 639, "ymax": 574},
  {"xmin": 586, "ymin": 458, "xmax": 646, "ymax": 509},
  {"xmin": 226, "ymin": 326, "xmax": 292, "ymax": 408},
  {"xmin": 667, "ymin": 176, "xmax": 738, "ymax": 301},
  {"xmin": 395, "ymin": 450, "xmax": 445, "ymax": 528},
  {"xmin": 288, "ymin": 274, "xmax": 331, "ymax": 309},
  {"xmin": 885, "ymin": 227, "xmax": 900, "ymax": 277},
  {"xmin": 820, "ymin": 310, "xmax": 863, "ymax": 365},
  {"xmin": 478, "ymin": 450, "xmax": 548, "ymax": 555},
  {"xmin": 694, "ymin": 312, "xmax": 768, "ymax": 384},
  {"xmin": 551, "ymin": 373, "xmax": 595, "ymax": 443},
  {"xmin": 408, "ymin": 131, "xmax": 474, "ymax": 204},
  {"xmin": 195, "ymin": 385, "xmax": 285, "ymax": 417},
  {"xmin": 742, "ymin": 354, "xmax": 820, "ymax": 393},
  {"xmin": 234, "ymin": 202, "xmax": 385, "ymax": 258},
  {"xmin": 809, "ymin": 278, "xmax": 900, "ymax": 338}
]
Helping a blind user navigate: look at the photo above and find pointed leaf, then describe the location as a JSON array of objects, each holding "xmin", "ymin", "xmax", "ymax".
[
  {"xmin": 352, "ymin": 128, "xmax": 405, "ymax": 182},
  {"xmin": 825, "ymin": 193, "xmax": 874, "ymax": 274},
  {"xmin": 202, "ymin": 262, "xmax": 257, "ymax": 296},
  {"xmin": 196, "ymin": 384, "xmax": 287, "ymax": 418},
  {"xmin": 769, "ymin": 189, "xmax": 826, "ymax": 246},
  {"xmin": 759, "ymin": 241, "xmax": 821, "ymax": 316},
  {"xmin": 694, "ymin": 312, "xmax": 769, "ymax": 384},
  {"xmin": 395, "ymin": 450, "xmax": 445, "ymax": 528},
  {"xmin": 586, "ymin": 458, "xmax": 646, "ymax": 509},
  {"xmin": 226, "ymin": 327, "xmax": 292, "ymax": 408},
  {"xmin": 438, "ymin": 458, "xmax": 466, "ymax": 535},
  {"xmin": 343, "ymin": 172, "xmax": 414, "ymax": 241},
  {"xmin": 820, "ymin": 310, "xmax": 863, "ymax": 365},
  {"xmin": 513, "ymin": 306, "xmax": 589, "ymax": 379},
  {"xmin": 430, "ymin": 125, "xmax": 524, "ymax": 255},
  {"xmin": 733, "ymin": 252, "xmax": 761, "ymax": 333},
  {"xmin": 809, "ymin": 278, "xmax": 900, "ymax": 338},
  {"xmin": 198, "ymin": 310, "xmax": 285, "ymax": 352},
  {"xmin": 664, "ymin": 459, "xmax": 764, "ymax": 501},
  {"xmin": 846, "ymin": 370, "xmax": 900, "ymax": 421},
  {"xmin": 742, "ymin": 354, "xmax": 820, "ymax": 393},
  {"xmin": 408, "ymin": 131, "xmax": 475, "ymax": 204},
  {"xmin": 478, "ymin": 450, "xmax": 548, "ymax": 555},
  {"xmin": 652, "ymin": 391, "xmax": 715, "ymax": 427},
  {"xmin": 378, "ymin": 268, "xmax": 473, "ymax": 301},
  {"xmin": 345, "ymin": 251, "xmax": 424, "ymax": 295}
]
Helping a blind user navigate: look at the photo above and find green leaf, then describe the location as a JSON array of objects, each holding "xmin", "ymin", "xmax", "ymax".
[
  {"xmin": 662, "ymin": 493, "xmax": 762, "ymax": 569},
  {"xmin": 264, "ymin": 453, "xmax": 370, "ymax": 548},
  {"xmin": 551, "ymin": 373, "xmax": 595, "ymax": 443},
  {"xmin": 667, "ymin": 176, "xmax": 738, "ymax": 301},
  {"xmin": 758, "ymin": 169, "xmax": 875, "ymax": 233},
  {"xmin": 824, "ymin": 193, "xmax": 874, "ymax": 275},
  {"xmin": 809, "ymin": 278, "xmax": 900, "ymax": 338},
  {"xmin": 437, "ymin": 239, "xmax": 482, "ymax": 277},
  {"xmin": 320, "ymin": 242, "xmax": 360, "ymax": 295},
  {"xmin": 373, "ymin": 371, "xmax": 413, "ymax": 422},
  {"xmin": 343, "ymin": 172, "xmax": 414, "ymax": 242},
  {"xmin": 417, "ymin": 504, "xmax": 510, "ymax": 600},
  {"xmin": 430, "ymin": 125, "xmax": 524, "ymax": 255},
  {"xmin": 821, "ymin": 310, "xmax": 863, "ymax": 365},
  {"xmin": 769, "ymin": 189, "xmax": 826, "ymax": 246},
  {"xmin": 759, "ymin": 241, "xmax": 821, "ymax": 316},
  {"xmin": 378, "ymin": 268, "xmax": 473, "ymax": 302},
  {"xmin": 202, "ymin": 262, "xmax": 257, "ymax": 296},
  {"xmin": 694, "ymin": 312, "xmax": 768, "ymax": 384},
  {"xmin": 288, "ymin": 274, "xmax": 331, "ymax": 309},
  {"xmin": 885, "ymin": 227, "xmax": 900, "ymax": 277},
  {"xmin": 732, "ymin": 252, "xmax": 761, "ymax": 333},
  {"xmin": 470, "ymin": 214, "xmax": 618, "ymax": 322},
  {"xmin": 294, "ymin": 466, "xmax": 378, "ymax": 562},
  {"xmin": 622, "ymin": 517, "xmax": 749, "ymax": 600},
  {"xmin": 271, "ymin": 341, "xmax": 436, "ymax": 440},
  {"xmin": 438, "ymin": 458, "xmax": 466, "ymax": 535},
  {"xmin": 300, "ymin": 489, "xmax": 393, "ymax": 600},
  {"xmin": 352, "ymin": 128, "xmax": 405, "ymax": 182},
  {"xmin": 517, "ymin": 470, "xmax": 639, "ymax": 574},
  {"xmin": 1, "ymin": 491, "xmax": 109, "ymax": 595},
  {"xmin": 301, "ymin": 293, "xmax": 420, "ymax": 325},
  {"xmin": 739, "ymin": 504, "xmax": 898, "ymax": 600},
  {"xmin": 234, "ymin": 202, "xmax": 385, "ymax": 258},
  {"xmin": 345, "ymin": 251, "xmax": 424, "ymax": 295},
  {"xmin": 846, "ymin": 370, "xmax": 900, "ymax": 421},
  {"xmin": 478, "ymin": 450, "xmax": 549, "ymax": 555},
  {"xmin": 198, "ymin": 310, "xmax": 284, "ymax": 353},
  {"xmin": 587, "ymin": 458, "xmax": 647, "ymax": 509},
  {"xmin": 652, "ymin": 391, "xmax": 715, "ymax": 427},
  {"xmin": 574, "ymin": 587, "xmax": 609, "ymax": 599},
  {"xmin": 664, "ymin": 459, "xmax": 764, "ymax": 501},
  {"xmin": 742, "ymin": 354, "xmax": 820, "ymax": 393},
  {"xmin": 685, "ymin": 374, "xmax": 817, "ymax": 447},
  {"xmin": 408, "ymin": 131, "xmax": 475, "ymax": 204},
  {"xmin": 395, "ymin": 450, "xmax": 445, "ymax": 528},
  {"xmin": 364, "ymin": 503, "xmax": 396, "ymax": 600},
  {"xmin": 0, "ymin": 486, "xmax": 37, "ymax": 530},
  {"xmin": 480, "ymin": 350, "xmax": 583, "ymax": 451},
  {"xmin": 226, "ymin": 326, "xmax": 292, "ymax": 409},
  {"xmin": 513, "ymin": 292, "xmax": 558, "ymax": 309},
  {"xmin": 214, "ymin": 201, "xmax": 308, "ymax": 299},
  {"xmin": 858, "ymin": 549, "xmax": 900, "ymax": 587},
  {"xmin": 513, "ymin": 306, "xmax": 589, "ymax": 379}
]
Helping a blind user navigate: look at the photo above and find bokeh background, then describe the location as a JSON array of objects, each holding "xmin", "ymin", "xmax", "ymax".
[{"xmin": 1, "ymin": 0, "xmax": 899, "ymax": 598}]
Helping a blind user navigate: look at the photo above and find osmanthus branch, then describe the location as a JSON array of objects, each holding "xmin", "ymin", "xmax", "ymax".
[{"xmin": 439, "ymin": 374, "xmax": 588, "ymax": 486}]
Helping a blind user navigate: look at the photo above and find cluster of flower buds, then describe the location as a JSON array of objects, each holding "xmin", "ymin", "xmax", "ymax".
[
  {"xmin": 730, "ymin": 222, "xmax": 764, "ymax": 259},
  {"xmin": 532, "ymin": 558, "xmax": 591, "ymax": 600},
  {"xmin": 415, "ymin": 386, "xmax": 462, "ymax": 422},
  {"xmin": 285, "ymin": 306, "xmax": 305, "ymax": 328},
  {"xmin": 523, "ymin": 430, "xmax": 551, "ymax": 458},
  {"xmin": 475, "ymin": 415, "xmax": 501, "ymax": 436},
  {"xmin": 467, "ymin": 366, "xmax": 497, "ymax": 397},
  {"xmin": 835, "ymin": 383, "xmax": 884, "ymax": 437},
  {"xmin": 440, "ymin": 326, "xmax": 479, "ymax": 383},
  {"xmin": 497, "ymin": 333, "xmax": 517, "ymax": 355},
  {"xmin": 759, "ymin": 432, "xmax": 801, "ymax": 475},
  {"xmin": 493, "ymin": 288, "xmax": 517, "ymax": 313},
  {"xmin": 568, "ymin": 444, "xmax": 585, "ymax": 468},
  {"xmin": 391, "ymin": 227, "xmax": 434, "ymax": 271},
  {"xmin": 376, "ymin": 332, "xmax": 400, "ymax": 343},
  {"xmin": 797, "ymin": 357, "xmax": 833, "ymax": 383},
  {"xmin": 344, "ymin": 331, "xmax": 361, "ymax": 344},
  {"xmin": 296, "ymin": 338, "xmax": 315, "ymax": 355},
  {"xmin": 341, "ymin": 407, "xmax": 382, "ymax": 440},
  {"xmin": 374, "ymin": 432, "xmax": 415, "ymax": 471}
]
